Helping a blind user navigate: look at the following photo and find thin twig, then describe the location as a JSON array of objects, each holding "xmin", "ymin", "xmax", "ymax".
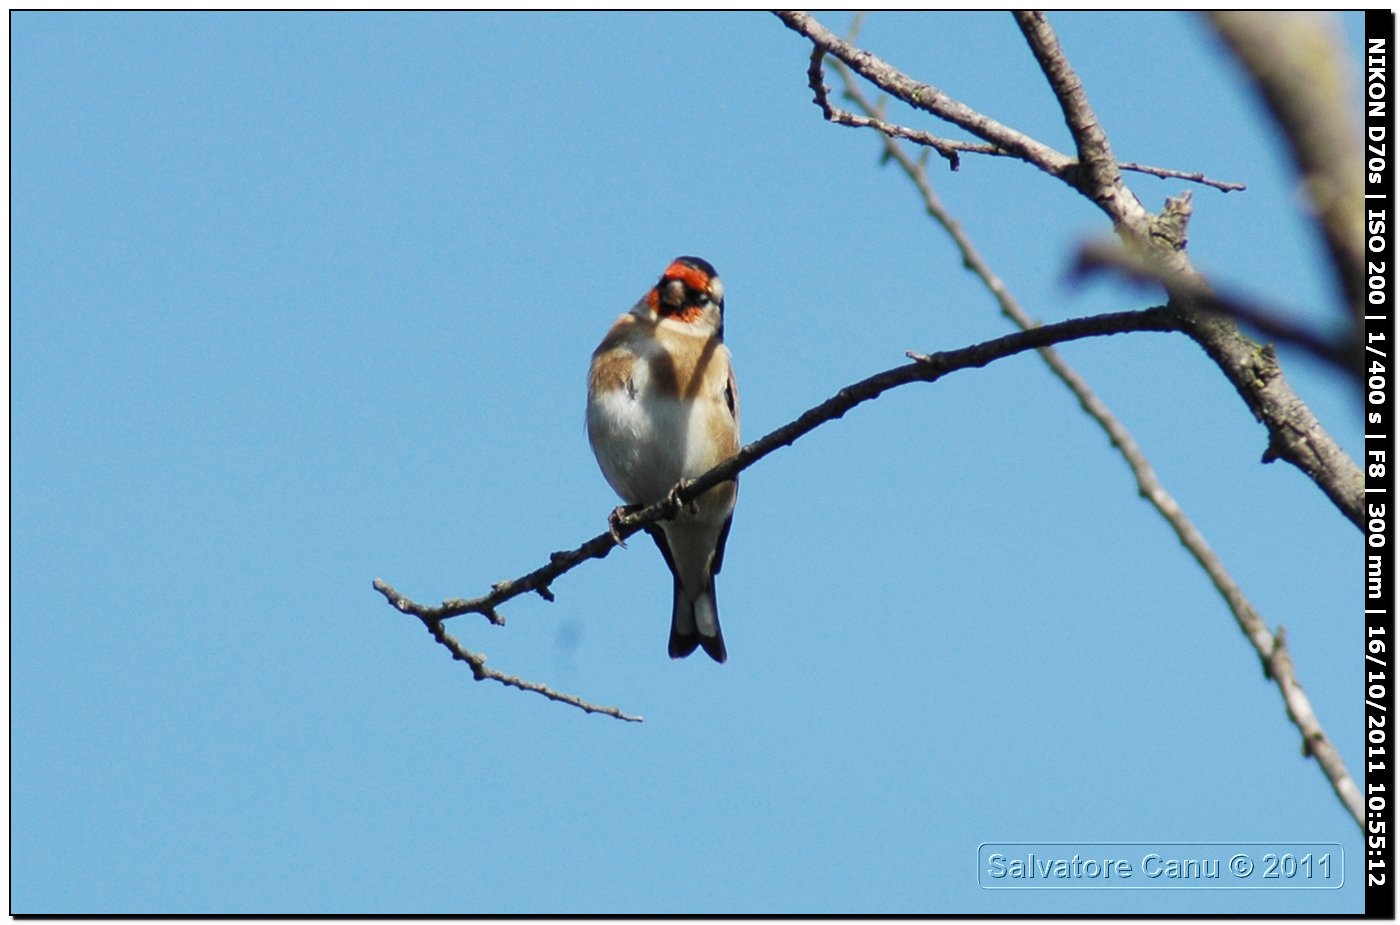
[
  {"xmin": 1118, "ymin": 161, "xmax": 1244, "ymax": 193},
  {"xmin": 805, "ymin": 45, "xmax": 1244, "ymax": 191},
  {"xmin": 374, "ymin": 578, "xmax": 644, "ymax": 722},
  {"xmin": 806, "ymin": 45, "xmax": 999, "ymax": 170}
]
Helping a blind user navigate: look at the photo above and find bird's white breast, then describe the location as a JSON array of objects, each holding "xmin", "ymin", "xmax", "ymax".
[
  {"xmin": 585, "ymin": 341, "xmax": 733, "ymax": 503},
  {"xmin": 587, "ymin": 357, "xmax": 694, "ymax": 505}
]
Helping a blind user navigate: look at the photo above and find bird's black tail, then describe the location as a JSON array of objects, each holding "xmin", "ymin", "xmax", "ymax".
[
  {"xmin": 667, "ymin": 572, "xmax": 726, "ymax": 663},
  {"xmin": 647, "ymin": 524, "xmax": 726, "ymax": 663}
]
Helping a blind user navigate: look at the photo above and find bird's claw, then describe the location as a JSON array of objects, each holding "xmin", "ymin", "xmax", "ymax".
[
  {"xmin": 608, "ymin": 505, "xmax": 633, "ymax": 547},
  {"xmin": 665, "ymin": 483, "xmax": 699, "ymax": 516}
]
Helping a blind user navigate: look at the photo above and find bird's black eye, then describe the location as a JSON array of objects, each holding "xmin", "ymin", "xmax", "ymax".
[{"xmin": 694, "ymin": 292, "xmax": 712, "ymax": 307}]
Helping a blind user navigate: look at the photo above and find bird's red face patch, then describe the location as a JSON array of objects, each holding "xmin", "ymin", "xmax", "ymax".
[
  {"xmin": 650, "ymin": 262, "xmax": 714, "ymax": 323},
  {"xmin": 662, "ymin": 261, "xmax": 712, "ymax": 294}
]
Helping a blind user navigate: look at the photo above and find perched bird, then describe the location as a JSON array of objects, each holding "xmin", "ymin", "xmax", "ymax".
[{"xmin": 586, "ymin": 256, "xmax": 740, "ymax": 663}]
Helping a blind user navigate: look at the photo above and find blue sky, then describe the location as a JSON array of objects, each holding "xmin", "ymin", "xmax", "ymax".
[{"xmin": 12, "ymin": 10, "xmax": 1365, "ymax": 914}]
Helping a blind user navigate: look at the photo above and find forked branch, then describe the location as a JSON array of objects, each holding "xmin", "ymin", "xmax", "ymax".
[{"xmin": 776, "ymin": 9, "xmax": 1363, "ymax": 531}]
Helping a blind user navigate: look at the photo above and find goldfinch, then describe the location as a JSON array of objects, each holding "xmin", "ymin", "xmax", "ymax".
[{"xmin": 586, "ymin": 256, "xmax": 740, "ymax": 663}]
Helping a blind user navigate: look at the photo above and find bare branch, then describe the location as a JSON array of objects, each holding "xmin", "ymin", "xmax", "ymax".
[
  {"xmin": 1267, "ymin": 627, "xmax": 1364, "ymax": 824},
  {"xmin": 1174, "ymin": 304, "xmax": 1365, "ymax": 529},
  {"xmin": 595, "ymin": 309, "xmax": 1182, "ymax": 543},
  {"xmin": 377, "ymin": 307, "xmax": 1179, "ymax": 716},
  {"xmin": 776, "ymin": 11, "xmax": 1363, "ymax": 528},
  {"xmin": 374, "ymin": 578, "xmax": 644, "ymax": 723},
  {"xmin": 1012, "ymin": 10, "xmax": 1131, "ymax": 212},
  {"xmin": 775, "ymin": 10, "xmax": 1078, "ymax": 180},
  {"xmin": 835, "ymin": 58, "xmax": 1362, "ymax": 829}
]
